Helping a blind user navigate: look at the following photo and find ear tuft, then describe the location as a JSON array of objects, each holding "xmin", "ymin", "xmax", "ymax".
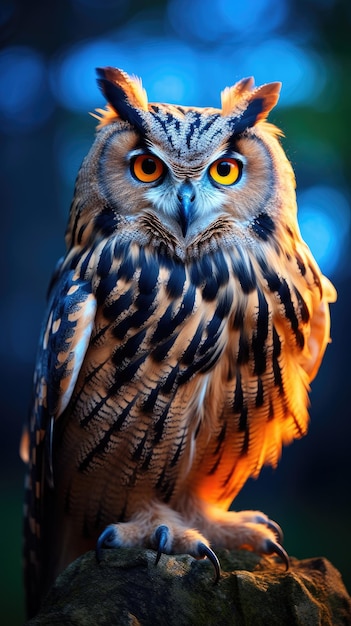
[
  {"xmin": 93, "ymin": 67, "xmax": 148, "ymax": 131},
  {"xmin": 221, "ymin": 77, "xmax": 256, "ymax": 116},
  {"xmin": 221, "ymin": 78, "xmax": 282, "ymax": 132}
]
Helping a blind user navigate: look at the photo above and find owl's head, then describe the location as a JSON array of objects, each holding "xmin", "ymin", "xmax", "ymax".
[{"xmin": 68, "ymin": 67, "xmax": 296, "ymax": 259}]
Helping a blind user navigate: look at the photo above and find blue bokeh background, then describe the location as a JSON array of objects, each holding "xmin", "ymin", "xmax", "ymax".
[{"xmin": 1, "ymin": 0, "xmax": 350, "ymax": 622}]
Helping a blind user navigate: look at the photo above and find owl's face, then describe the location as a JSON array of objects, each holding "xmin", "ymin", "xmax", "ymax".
[{"xmin": 69, "ymin": 68, "xmax": 296, "ymax": 258}]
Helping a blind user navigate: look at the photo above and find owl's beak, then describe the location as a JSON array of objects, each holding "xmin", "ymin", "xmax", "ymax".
[{"xmin": 177, "ymin": 180, "xmax": 195, "ymax": 237}]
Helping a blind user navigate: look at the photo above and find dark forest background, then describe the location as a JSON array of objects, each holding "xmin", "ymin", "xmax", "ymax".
[{"xmin": 1, "ymin": 0, "xmax": 350, "ymax": 623}]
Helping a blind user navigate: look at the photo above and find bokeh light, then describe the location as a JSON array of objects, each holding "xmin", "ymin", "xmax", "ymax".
[
  {"xmin": 298, "ymin": 185, "xmax": 350, "ymax": 276},
  {"xmin": 0, "ymin": 46, "xmax": 54, "ymax": 133},
  {"xmin": 168, "ymin": 0, "xmax": 288, "ymax": 42}
]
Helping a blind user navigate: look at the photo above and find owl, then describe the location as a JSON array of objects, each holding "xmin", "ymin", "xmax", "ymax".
[{"xmin": 22, "ymin": 67, "xmax": 336, "ymax": 618}]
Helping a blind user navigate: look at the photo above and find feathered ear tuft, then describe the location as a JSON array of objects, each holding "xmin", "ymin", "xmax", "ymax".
[
  {"xmin": 221, "ymin": 77, "xmax": 256, "ymax": 116},
  {"xmin": 221, "ymin": 78, "xmax": 282, "ymax": 133},
  {"xmin": 93, "ymin": 67, "xmax": 148, "ymax": 131}
]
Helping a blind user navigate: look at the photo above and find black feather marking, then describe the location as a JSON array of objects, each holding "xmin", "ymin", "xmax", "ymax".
[
  {"xmin": 295, "ymin": 252, "xmax": 306, "ymax": 276},
  {"xmin": 95, "ymin": 271, "xmax": 118, "ymax": 303},
  {"xmin": 134, "ymin": 290, "xmax": 156, "ymax": 312},
  {"xmin": 166, "ymin": 263, "xmax": 186, "ymax": 299},
  {"xmin": 251, "ymin": 212, "xmax": 275, "ymax": 241},
  {"xmin": 231, "ymin": 253, "xmax": 256, "ymax": 294},
  {"xmin": 151, "ymin": 334, "xmax": 178, "ymax": 362},
  {"xmin": 112, "ymin": 330, "xmax": 147, "ymax": 364},
  {"xmin": 258, "ymin": 257, "xmax": 281, "ymax": 293},
  {"xmin": 152, "ymin": 113, "xmax": 175, "ymax": 148},
  {"xmin": 138, "ymin": 252, "xmax": 159, "ymax": 293},
  {"xmin": 214, "ymin": 421, "xmax": 227, "ymax": 455},
  {"xmin": 157, "ymin": 470, "xmax": 175, "ymax": 503},
  {"xmin": 252, "ymin": 289, "xmax": 269, "ymax": 376},
  {"xmin": 103, "ymin": 288, "xmax": 134, "ymax": 320},
  {"xmin": 202, "ymin": 275, "xmax": 220, "ymax": 301},
  {"xmin": 151, "ymin": 285, "xmax": 196, "ymax": 344},
  {"xmin": 141, "ymin": 387, "xmax": 159, "ymax": 413},
  {"xmin": 214, "ymin": 249, "xmax": 230, "ymax": 286},
  {"xmin": 112, "ymin": 306, "xmax": 153, "ymax": 339},
  {"xmin": 181, "ymin": 324, "xmax": 204, "ymax": 366},
  {"xmin": 96, "ymin": 68, "xmax": 146, "ymax": 132},
  {"xmin": 117, "ymin": 254, "xmax": 138, "ymax": 282},
  {"xmin": 294, "ymin": 287, "xmax": 310, "ymax": 324},
  {"xmin": 94, "ymin": 206, "xmax": 118, "ymax": 237},
  {"xmin": 237, "ymin": 333, "xmax": 250, "ymax": 365},
  {"xmin": 110, "ymin": 354, "xmax": 147, "ymax": 392},
  {"xmin": 178, "ymin": 348, "xmax": 221, "ymax": 382},
  {"xmin": 233, "ymin": 302, "xmax": 245, "ymax": 329},
  {"xmin": 256, "ymin": 377, "xmax": 264, "ymax": 407},
  {"xmin": 208, "ymin": 454, "xmax": 222, "ymax": 476},
  {"xmin": 278, "ymin": 279, "xmax": 305, "ymax": 348},
  {"xmin": 198, "ymin": 314, "xmax": 222, "ymax": 356},
  {"xmin": 233, "ymin": 372, "xmax": 244, "ymax": 413},
  {"xmin": 240, "ymin": 426, "xmax": 250, "ymax": 455},
  {"xmin": 239, "ymin": 406, "xmax": 248, "ymax": 432},
  {"xmin": 97, "ymin": 242, "xmax": 113, "ymax": 278},
  {"xmin": 132, "ymin": 432, "xmax": 148, "ymax": 462},
  {"xmin": 170, "ymin": 434, "xmax": 185, "ymax": 467},
  {"xmin": 308, "ymin": 263, "xmax": 323, "ymax": 298},
  {"xmin": 272, "ymin": 327, "xmax": 283, "ymax": 393},
  {"xmin": 161, "ymin": 365, "xmax": 179, "ymax": 394},
  {"xmin": 77, "ymin": 223, "xmax": 87, "ymax": 244},
  {"xmin": 215, "ymin": 289, "xmax": 233, "ymax": 319},
  {"xmin": 79, "ymin": 247, "xmax": 95, "ymax": 278},
  {"xmin": 202, "ymin": 114, "xmax": 220, "ymax": 132},
  {"xmin": 231, "ymin": 97, "xmax": 266, "ymax": 134},
  {"xmin": 79, "ymin": 398, "xmax": 137, "ymax": 471},
  {"xmin": 186, "ymin": 112, "xmax": 202, "ymax": 149},
  {"xmin": 154, "ymin": 405, "xmax": 170, "ymax": 444},
  {"xmin": 141, "ymin": 450, "xmax": 153, "ymax": 471},
  {"xmin": 189, "ymin": 260, "xmax": 203, "ymax": 287}
]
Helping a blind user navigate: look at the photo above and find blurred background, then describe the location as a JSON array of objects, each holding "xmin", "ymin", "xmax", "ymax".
[{"xmin": 1, "ymin": 0, "xmax": 350, "ymax": 622}]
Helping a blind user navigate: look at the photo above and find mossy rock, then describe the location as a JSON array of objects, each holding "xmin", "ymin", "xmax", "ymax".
[{"xmin": 26, "ymin": 548, "xmax": 351, "ymax": 625}]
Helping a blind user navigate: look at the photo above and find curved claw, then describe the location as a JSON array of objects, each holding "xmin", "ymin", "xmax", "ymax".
[
  {"xmin": 96, "ymin": 525, "xmax": 118, "ymax": 563},
  {"xmin": 154, "ymin": 525, "xmax": 170, "ymax": 566},
  {"xmin": 197, "ymin": 542, "xmax": 221, "ymax": 584},
  {"xmin": 266, "ymin": 519, "xmax": 284, "ymax": 544},
  {"xmin": 266, "ymin": 539, "xmax": 289, "ymax": 571}
]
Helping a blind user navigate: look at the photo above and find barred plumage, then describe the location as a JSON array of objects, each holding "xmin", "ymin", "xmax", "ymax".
[{"xmin": 22, "ymin": 67, "xmax": 336, "ymax": 617}]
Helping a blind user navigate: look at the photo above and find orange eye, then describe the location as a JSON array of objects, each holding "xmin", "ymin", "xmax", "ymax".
[
  {"xmin": 209, "ymin": 158, "xmax": 242, "ymax": 186},
  {"xmin": 131, "ymin": 154, "xmax": 165, "ymax": 183}
]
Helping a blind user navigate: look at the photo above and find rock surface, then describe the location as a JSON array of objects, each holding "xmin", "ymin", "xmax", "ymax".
[{"xmin": 26, "ymin": 548, "xmax": 351, "ymax": 625}]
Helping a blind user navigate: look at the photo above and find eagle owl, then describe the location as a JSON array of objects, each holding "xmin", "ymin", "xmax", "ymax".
[{"xmin": 22, "ymin": 67, "xmax": 336, "ymax": 617}]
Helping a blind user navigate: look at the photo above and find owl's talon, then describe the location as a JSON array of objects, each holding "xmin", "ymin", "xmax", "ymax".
[
  {"xmin": 266, "ymin": 539, "xmax": 289, "ymax": 571},
  {"xmin": 154, "ymin": 524, "xmax": 170, "ymax": 565},
  {"xmin": 197, "ymin": 542, "xmax": 221, "ymax": 584},
  {"xmin": 265, "ymin": 519, "xmax": 284, "ymax": 543},
  {"xmin": 96, "ymin": 525, "xmax": 118, "ymax": 562}
]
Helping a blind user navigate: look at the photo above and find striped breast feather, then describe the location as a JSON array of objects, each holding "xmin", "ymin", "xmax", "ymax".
[
  {"xmin": 194, "ymin": 244, "xmax": 335, "ymax": 507},
  {"xmin": 237, "ymin": 244, "xmax": 334, "ymax": 453}
]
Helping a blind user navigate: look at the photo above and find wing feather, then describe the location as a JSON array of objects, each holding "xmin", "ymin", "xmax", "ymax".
[{"xmin": 23, "ymin": 265, "xmax": 96, "ymax": 617}]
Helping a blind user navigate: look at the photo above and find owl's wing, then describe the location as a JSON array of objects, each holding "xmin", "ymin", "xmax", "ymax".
[{"xmin": 22, "ymin": 261, "xmax": 96, "ymax": 617}]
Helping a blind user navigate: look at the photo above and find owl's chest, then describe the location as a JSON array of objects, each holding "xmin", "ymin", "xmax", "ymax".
[{"xmin": 82, "ymin": 243, "xmax": 236, "ymax": 383}]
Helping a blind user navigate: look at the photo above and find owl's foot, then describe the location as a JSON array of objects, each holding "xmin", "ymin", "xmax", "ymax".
[
  {"xmin": 96, "ymin": 515, "xmax": 221, "ymax": 581},
  {"xmin": 95, "ymin": 503, "xmax": 288, "ymax": 581},
  {"xmin": 153, "ymin": 524, "xmax": 220, "ymax": 581},
  {"xmin": 198, "ymin": 506, "xmax": 289, "ymax": 571}
]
